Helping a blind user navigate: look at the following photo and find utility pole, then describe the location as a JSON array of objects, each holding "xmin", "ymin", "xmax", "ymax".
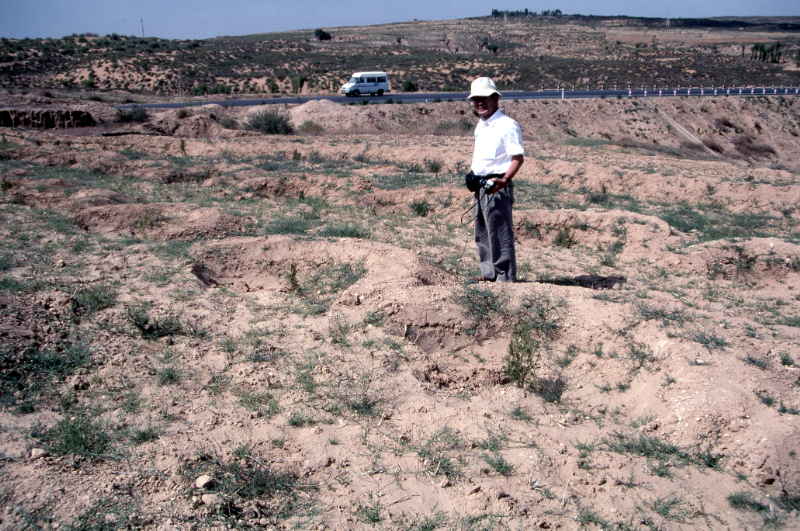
[{"xmin": 141, "ymin": 18, "xmax": 145, "ymax": 38}]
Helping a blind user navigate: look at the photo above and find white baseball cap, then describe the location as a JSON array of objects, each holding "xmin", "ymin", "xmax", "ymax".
[{"xmin": 468, "ymin": 77, "xmax": 501, "ymax": 100}]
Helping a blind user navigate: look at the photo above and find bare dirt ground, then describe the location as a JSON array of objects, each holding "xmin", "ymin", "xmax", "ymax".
[{"xmin": 1, "ymin": 92, "xmax": 800, "ymax": 530}]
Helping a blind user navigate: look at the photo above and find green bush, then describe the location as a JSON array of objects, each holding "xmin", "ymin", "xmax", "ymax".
[
  {"xmin": 402, "ymin": 80, "xmax": 419, "ymax": 92},
  {"xmin": 126, "ymin": 304, "xmax": 182, "ymax": 339},
  {"xmin": 504, "ymin": 321, "xmax": 542, "ymax": 387},
  {"xmin": 291, "ymin": 74, "xmax": 306, "ymax": 94},
  {"xmin": 319, "ymin": 223, "xmax": 369, "ymax": 239},
  {"xmin": 72, "ymin": 284, "xmax": 117, "ymax": 316},
  {"xmin": 33, "ymin": 413, "xmax": 111, "ymax": 459},
  {"xmin": 298, "ymin": 120, "xmax": 324, "ymax": 134},
  {"xmin": 116, "ymin": 105, "xmax": 148, "ymax": 123},
  {"xmin": 244, "ymin": 108, "xmax": 294, "ymax": 135},
  {"xmin": 314, "ymin": 29, "xmax": 332, "ymax": 41},
  {"xmin": 208, "ymin": 83, "xmax": 231, "ymax": 94},
  {"xmin": 410, "ymin": 200, "xmax": 431, "ymax": 217}
]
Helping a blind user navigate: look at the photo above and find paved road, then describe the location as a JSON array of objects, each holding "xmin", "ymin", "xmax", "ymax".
[{"xmin": 119, "ymin": 86, "xmax": 800, "ymax": 109}]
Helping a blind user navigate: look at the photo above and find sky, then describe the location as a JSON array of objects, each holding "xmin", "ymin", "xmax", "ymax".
[{"xmin": 0, "ymin": 1, "xmax": 796, "ymax": 41}]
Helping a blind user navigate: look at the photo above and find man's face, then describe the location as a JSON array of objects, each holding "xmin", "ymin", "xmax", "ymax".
[{"xmin": 472, "ymin": 94, "xmax": 499, "ymax": 120}]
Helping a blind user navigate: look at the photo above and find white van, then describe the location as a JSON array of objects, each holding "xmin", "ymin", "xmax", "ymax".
[{"xmin": 341, "ymin": 71, "xmax": 389, "ymax": 97}]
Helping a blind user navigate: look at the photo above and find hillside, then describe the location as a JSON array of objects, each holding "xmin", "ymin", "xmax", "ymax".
[{"xmin": 1, "ymin": 15, "xmax": 799, "ymax": 101}]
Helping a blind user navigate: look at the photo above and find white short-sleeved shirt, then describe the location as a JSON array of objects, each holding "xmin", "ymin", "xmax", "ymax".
[{"xmin": 471, "ymin": 109, "xmax": 524, "ymax": 176}]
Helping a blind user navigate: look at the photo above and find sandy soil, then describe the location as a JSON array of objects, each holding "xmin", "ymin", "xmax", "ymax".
[{"xmin": 1, "ymin": 92, "xmax": 800, "ymax": 530}]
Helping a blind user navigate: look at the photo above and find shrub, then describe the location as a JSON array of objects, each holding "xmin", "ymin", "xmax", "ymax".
[
  {"xmin": 733, "ymin": 135, "xmax": 776, "ymax": 158},
  {"xmin": 727, "ymin": 491, "xmax": 770, "ymax": 512},
  {"xmin": 402, "ymin": 80, "xmax": 419, "ymax": 92},
  {"xmin": 505, "ymin": 321, "xmax": 542, "ymax": 387},
  {"xmin": 553, "ymin": 225, "xmax": 576, "ymax": 248},
  {"xmin": 434, "ymin": 119, "xmax": 473, "ymax": 135},
  {"xmin": 116, "ymin": 105, "xmax": 148, "ymax": 123},
  {"xmin": 219, "ymin": 117, "xmax": 238, "ymax": 129},
  {"xmin": 483, "ymin": 453, "xmax": 514, "ymax": 475},
  {"xmin": 244, "ymin": 108, "xmax": 294, "ymax": 135},
  {"xmin": 291, "ymin": 74, "xmax": 306, "ymax": 93},
  {"xmin": 208, "ymin": 83, "xmax": 231, "ymax": 94},
  {"xmin": 410, "ymin": 200, "xmax": 431, "ymax": 217},
  {"xmin": 33, "ymin": 413, "xmax": 111, "ymax": 459},
  {"xmin": 424, "ymin": 158, "xmax": 443, "ymax": 174},
  {"xmin": 298, "ymin": 120, "xmax": 324, "ymax": 134},
  {"xmin": 314, "ymin": 29, "xmax": 332, "ymax": 41},
  {"xmin": 126, "ymin": 304, "xmax": 182, "ymax": 339},
  {"xmin": 319, "ymin": 223, "xmax": 369, "ymax": 239},
  {"xmin": 24, "ymin": 340, "xmax": 92, "ymax": 375},
  {"xmin": 702, "ymin": 138, "xmax": 724, "ymax": 153},
  {"xmin": 72, "ymin": 284, "xmax": 117, "ymax": 315}
]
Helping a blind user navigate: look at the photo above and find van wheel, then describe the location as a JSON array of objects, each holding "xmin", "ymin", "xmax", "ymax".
[
  {"xmin": 377, "ymin": 89, "xmax": 384, "ymax": 96},
  {"xmin": 353, "ymin": 90, "xmax": 360, "ymax": 97}
]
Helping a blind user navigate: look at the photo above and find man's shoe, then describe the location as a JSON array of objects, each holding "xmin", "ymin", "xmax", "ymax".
[{"xmin": 468, "ymin": 275, "xmax": 495, "ymax": 282}]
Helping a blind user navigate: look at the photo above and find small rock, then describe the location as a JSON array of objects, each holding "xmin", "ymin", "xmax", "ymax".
[
  {"xmin": 70, "ymin": 376, "xmax": 89, "ymax": 391},
  {"xmin": 30, "ymin": 448, "xmax": 49, "ymax": 459},
  {"xmin": 312, "ymin": 456, "xmax": 335, "ymax": 469},
  {"xmin": 169, "ymin": 473, "xmax": 188, "ymax": 486},
  {"xmin": 643, "ymin": 421, "xmax": 660, "ymax": 432},
  {"xmin": 490, "ymin": 487, "xmax": 509, "ymax": 500},
  {"xmin": 104, "ymin": 514, "xmax": 118, "ymax": 524},
  {"xmin": 201, "ymin": 493, "xmax": 222, "ymax": 506},
  {"xmin": 439, "ymin": 479, "xmax": 452, "ymax": 488},
  {"xmin": 467, "ymin": 485, "xmax": 481, "ymax": 495},
  {"xmin": 195, "ymin": 474, "xmax": 215, "ymax": 489}
]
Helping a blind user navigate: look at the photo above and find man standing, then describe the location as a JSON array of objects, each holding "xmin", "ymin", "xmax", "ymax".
[{"xmin": 467, "ymin": 77, "xmax": 524, "ymax": 283}]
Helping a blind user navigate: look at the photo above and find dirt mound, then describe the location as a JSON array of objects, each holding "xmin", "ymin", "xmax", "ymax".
[
  {"xmin": 515, "ymin": 208, "xmax": 687, "ymax": 260},
  {"xmin": 75, "ymin": 203, "xmax": 250, "ymax": 240},
  {"xmin": 144, "ymin": 105, "xmax": 242, "ymax": 138}
]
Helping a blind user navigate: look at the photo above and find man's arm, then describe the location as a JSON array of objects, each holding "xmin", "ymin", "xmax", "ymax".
[{"xmin": 490, "ymin": 154, "xmax": 524, "ymax": 193}]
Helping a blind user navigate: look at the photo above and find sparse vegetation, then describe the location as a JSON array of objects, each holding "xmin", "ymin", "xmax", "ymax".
[
  {"xmin": 244, "ymin": 108, "xmax": 294, "ymax": 135},
  {"xmin": 2, "ymin": 15, "xmax": 800, "ymax": 531}
]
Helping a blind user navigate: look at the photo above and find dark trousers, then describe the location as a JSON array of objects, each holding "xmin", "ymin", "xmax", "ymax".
[{"xmin": 473, "ymin": 184, "xmax": 516, "ymax": 282}]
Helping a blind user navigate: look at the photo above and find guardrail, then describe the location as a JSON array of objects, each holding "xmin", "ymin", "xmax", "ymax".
[
  {"xmin": 546, "ymin": 83, "xmax": 799, "ymax": 99},
  {"xmin": 117, "ymin": 83, "xmax": 800, "ymax": 109}
]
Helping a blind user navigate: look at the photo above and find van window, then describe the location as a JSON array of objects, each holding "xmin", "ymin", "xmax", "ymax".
[
  {"xmin": 367, "ymin": 77, "xmax": 376, "ymax": 83},
  {"xmin": 378, "ymin": 77, "xmax": 386, "ymax": 83},
  {"xmin": 348, "ymin": 77, "xmax": 359, "ymax": 84}
]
